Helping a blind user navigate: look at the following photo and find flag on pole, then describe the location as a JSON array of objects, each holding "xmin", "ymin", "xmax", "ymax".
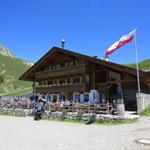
[{"xmin": 105, "ymin": 29, "xmax": 136, "ymax": 57}]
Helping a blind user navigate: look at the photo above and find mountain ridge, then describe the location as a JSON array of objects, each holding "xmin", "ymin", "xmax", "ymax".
[
  {"xmin": 0, "ymin": 44, "xmax": 34, "ymax": 67},
  {"xmin": 0, "ymin": 44, "xmax": 16, "ymax": 58},
  {"xmin": 0, "ymin": 44, "xmax": 33, "ymax": 94}
]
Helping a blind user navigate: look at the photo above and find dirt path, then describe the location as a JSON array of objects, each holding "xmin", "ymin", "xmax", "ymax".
[{"xmin": 0, "ymin": 115, "xmax": 150, "ymax": 150}]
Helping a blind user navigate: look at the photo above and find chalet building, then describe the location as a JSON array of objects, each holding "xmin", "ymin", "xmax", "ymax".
[{"xmin": 19, "ymin": 47, "xmax": 150, "ymax": 110}]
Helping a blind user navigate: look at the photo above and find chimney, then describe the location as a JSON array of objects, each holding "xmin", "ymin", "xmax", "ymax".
[
  {"xmin": 61, "ymin": 38, "xmax": 65, "ymax": 49},
  {"xmin": 104, "ymin": 56, "xmax": 109, "ymax": 61},
  {"xmin": 93, "ymin": 56, "xmax": 97, "ymax": 58}
]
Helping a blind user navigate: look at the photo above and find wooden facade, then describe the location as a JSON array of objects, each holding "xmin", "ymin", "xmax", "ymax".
[{"xmin": 19, "ymin": 47, "xmax": 150, "ymax": 110}]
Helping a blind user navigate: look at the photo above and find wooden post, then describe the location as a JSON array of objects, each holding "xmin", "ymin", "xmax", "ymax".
[
  {"xmin": 106, "ymin": 71, "xmax": 109, "ymax": 100},
  {"xmin": 80, "ymin": 76, "xmax": 83, "ymax": 84},
  {"xmin": 70, "ymin": 77, "xmax": 73, "ymax": 84},
  {"xmin": 32, "ymin": 80, "xmax": 35, "ymax": 94},
  {"xmin": 65, "ymin": 78, "xmax": 68, "ymax": 84},
  {"xmin": 92, "ymin": 65, "xmax": 96, "ymax": 89}
]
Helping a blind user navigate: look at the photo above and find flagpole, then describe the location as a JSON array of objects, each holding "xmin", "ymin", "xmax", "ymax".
[{"xmin": 134, "ymin": 32, "xmax": 141, "ymax": 93}]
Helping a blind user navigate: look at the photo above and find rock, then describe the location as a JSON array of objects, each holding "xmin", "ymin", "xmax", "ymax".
[
  {"xmin": 84, "ymin": 113, "xmax": 96, "ymax": 124},
  {"xmin": 76, "ymin": 110, "xmax": 83, "ymax": 120},
  {"xmin": 0, "ymin": 44, "xmax": 15, "ymax": 58},
  {"xmin": 66, "ymin": 112, "xmax": 78, "ymax": 120}
]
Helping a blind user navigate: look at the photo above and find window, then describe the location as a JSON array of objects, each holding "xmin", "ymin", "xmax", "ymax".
[
  {"xmin": 53, "ymin": 80, "xmax": 59, "ymax": 85},
  {"xmin": 49, "ymin": 66, "xmax": 53, "ymax": 70},
  {"xmin": 86, "ymin": 75, "xmax": 89, "ymax": 82},
  {"xmin": 65, "ymin": 62, "xmax": 68, "ymax": 66},
  {"xmin": 60, "ymin": 63, "xmax": 65, "ymax": 68},
  {"xmin": 75, "ymin": 93, "xmax": 81, "ymax": 102},
  {"xmin": 84, "ymin": 93, "xmax": 89, "ymax": 102},
  {"xmin": 83, "ymin": 75, "xmax": 89, "ymax": 83},
  {"xmin": 74, "ymin": 77, "xmax": 80, "ymax": 84},
  {"xmin": 70, "ymin": 61, "xmax": 74, "ymax": 66},
  {"xmin": 48, "ymin": 80, "xmax": 52, "ymax": 85}
]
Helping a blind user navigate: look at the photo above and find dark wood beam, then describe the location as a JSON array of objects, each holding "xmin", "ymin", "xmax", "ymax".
[
  {"xmin": 106, "ymin": 71, "xmax": 109, "ymax": 100},
  {"xmin": 95, "ymin": 69, "xmax": 107, "ymax": 73}
]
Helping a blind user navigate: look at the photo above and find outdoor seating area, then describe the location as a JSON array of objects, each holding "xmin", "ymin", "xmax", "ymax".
[
  {"xmin": 0, "ymin": 96, "xmax": 116, "ymax": 115},
  {"xmin": 46, "ymin": 102, "xmax": 112, "ymax": 114}
]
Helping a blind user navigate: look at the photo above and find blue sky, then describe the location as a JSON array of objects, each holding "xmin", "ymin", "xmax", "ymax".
[{"xmin": 0, "ymin": 0, "xmax": 149, "ymax": 64}]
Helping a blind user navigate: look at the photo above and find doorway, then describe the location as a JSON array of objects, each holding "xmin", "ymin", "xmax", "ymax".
[{"xmin": 108, "ymin": 83, "xmax": 118, "ymax": 102}]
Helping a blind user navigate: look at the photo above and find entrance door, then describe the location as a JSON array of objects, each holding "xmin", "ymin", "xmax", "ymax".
[
  {"xmin": 60, "ymin": 93, "xmax": 65, "ymax": 102},
  {"xmin": 52, "ymin": 94, "xmax": 59, "ymax": 102},
  {"xmin": 108, "ymin": 83, "xmax": 118, "ymax": 102},
  {"xmin": 83, "ymin": 93, "xmax": 89, "ymax": 103},
  {"xmin": 73, "ymin": 92, "xmax": 82, "ymax": 102}
]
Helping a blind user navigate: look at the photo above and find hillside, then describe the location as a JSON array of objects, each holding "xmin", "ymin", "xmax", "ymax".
[
  {"xmin": 126, "ymin": 59, "xmax": 150, "ymax": 71},
  {"xmin": 0, "ymin": 54, "xmax": 32, "ymax": 94}
]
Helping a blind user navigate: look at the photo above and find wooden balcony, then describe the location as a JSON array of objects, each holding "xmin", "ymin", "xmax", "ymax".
[
  {"xmin": 35, "ymin": 64, "xmax": 87, "ymax": 80},
  {"xmin": 34, "ymin": 83, "xmax": 89, "ymax": 93}
]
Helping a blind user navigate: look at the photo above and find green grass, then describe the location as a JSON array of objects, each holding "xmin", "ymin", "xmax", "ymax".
[
  {"xmin": 125, "ymin": 59, "xmax": 150, "ymax": 70},
  {"xmin": 0, "ymin": 86, "xmax": 5, "ymax": 93},
  {"xmin": 2, "ymin": 87, "xmax": 32, "ymax": 97},
  {"xmin": 94, "ymin": 118, "xmax": 138, "ymax": 125},
  {"xmin": 42, "ymin": 116, "xmax": 138, "ymax": 125},
  {"xmin": 42, "ymin": 117, "xmax": 85, "ymax": 124},
  {"xmin": 140, "ymin": 106, "xmax": 150, "ymax": 116},
  {"xmin": 0, "ymin": 54, "xmax": 32, "ymax": 94},
  {"xmin": 0, "ymin": 112, "xmax": 138, "ymax": 125}
]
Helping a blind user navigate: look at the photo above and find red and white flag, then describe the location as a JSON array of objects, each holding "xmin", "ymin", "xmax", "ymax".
[{"xmin": 105, "ymin": 29, "xmax": 136, "ymax": 57}]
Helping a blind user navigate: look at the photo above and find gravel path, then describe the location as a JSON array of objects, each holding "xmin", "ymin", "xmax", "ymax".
[{"xmin": 0, "ymin": 115, "xmax": 150, "ymax": 150}]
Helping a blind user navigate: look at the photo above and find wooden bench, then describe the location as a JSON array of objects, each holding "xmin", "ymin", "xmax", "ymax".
[
  {"xmin": 95, "ymin": 103, "xmax": 110, "ymax": 114},
  {"xmin": 88, "ymin": 104, "xmax": 96, "ymax": 113},
  {"xmin": 75, "ymin": 104, "xmax": 90, "ymax": 113},
  {"xmin": 61, "ymin": 104, "xmax": 74, "ymax": 112}
]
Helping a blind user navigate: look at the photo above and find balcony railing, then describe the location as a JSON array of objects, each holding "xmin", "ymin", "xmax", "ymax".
[
  {"xmin": 35, "ymin": 64, "xmax": 87, "ymax": 80},
  {"xmin": 34, "ymin": 82, "xmax": 89, "ymax": 93}
]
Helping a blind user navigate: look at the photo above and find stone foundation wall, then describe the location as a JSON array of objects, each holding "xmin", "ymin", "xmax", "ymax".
[
  {"xmin": 0, "ymin": 108, "xmax": 138, "ymax": 122},
  {"xmin": 136, "ymin": 93, "xmax": 150, "ymax": 114}
]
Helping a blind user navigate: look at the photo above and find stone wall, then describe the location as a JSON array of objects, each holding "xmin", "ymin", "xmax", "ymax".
[
  {"xmin": 0, "ymin": 108, "xmax": 33, "ymax": 116},
  {"xmin": 136, "ymin": 93, "xmax": 150, "ymax": 114},
  {"xmin": 0, "ymin": 108, "xmax": 138, "ymax": 122}
]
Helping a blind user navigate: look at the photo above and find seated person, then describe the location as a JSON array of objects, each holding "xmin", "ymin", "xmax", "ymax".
[
  {"xmin": 65, "ymin": 99, "xmax": 70, "ymax": 106},
  {"xmin": 110, "ymin": 100, "xmax": 116, "ymax": 115},
  {"xmin": 54, "ymin": 99, "xmax": 61, "ymax": 111},
  {"xmin": 55, "ymin": 99, "xmax": 61, "ymax": 107}
]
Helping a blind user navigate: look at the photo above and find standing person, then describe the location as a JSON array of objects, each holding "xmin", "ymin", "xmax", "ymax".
[
  {"xmin": 55, "ymin": 99, "xmax": 61, "ymax": 111},
  {"xmin": 32, "ymin": 97, "xmax": 36, "ymax": 109},
  {"xmin": 0, "ymin": 96, "xmax": 2, "ymax": 106},
  {"xmin": 34, "ymin": 99, "xmax": 45, "ymax": 120}
]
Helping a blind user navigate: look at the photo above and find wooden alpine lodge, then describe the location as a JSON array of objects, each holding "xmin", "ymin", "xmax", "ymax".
[{"xmin": 19, "ymin": 47, "xmax": 150, "ymax": 110}]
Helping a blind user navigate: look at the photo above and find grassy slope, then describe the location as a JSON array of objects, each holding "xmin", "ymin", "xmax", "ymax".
[
  {"xmin": 0, "ymin": 54, "xmax": 32, "ymax": 94},
  {"xmin": 2, "ymin": 87, "xmax": 32, "ymax": 97},
  {"xmin": 126, "ymin": 59, "xmax": 150, "ymax": 70},
  {"xmin": 140, "ymin": 106, "xmax": 150, "ymax": 116}
]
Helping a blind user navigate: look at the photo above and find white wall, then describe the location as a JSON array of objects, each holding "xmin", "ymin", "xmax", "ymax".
[{"xmin": 136, "ymin": 93, "xmax": 150, "ymax": 114}]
